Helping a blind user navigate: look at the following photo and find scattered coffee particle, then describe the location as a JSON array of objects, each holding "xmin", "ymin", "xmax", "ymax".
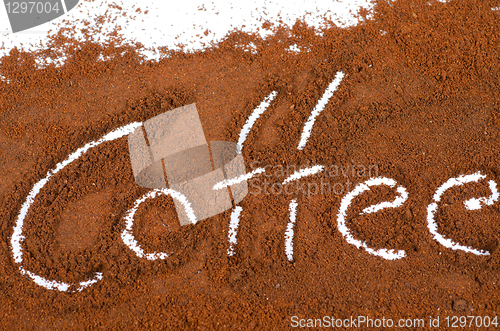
[{"xmin": 453, "ymin": 299, "xmax": 468, "ymax": 311}]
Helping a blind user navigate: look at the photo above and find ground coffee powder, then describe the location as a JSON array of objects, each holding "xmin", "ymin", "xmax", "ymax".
[{"xmin": 1, "ymin": 0, "xmax": 500, "ymax": 329}]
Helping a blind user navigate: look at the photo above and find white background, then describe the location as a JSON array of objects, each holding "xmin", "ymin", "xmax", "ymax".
[{"xmin": 0, "ymin": 0, "xmax": 374, "ymax": 62}]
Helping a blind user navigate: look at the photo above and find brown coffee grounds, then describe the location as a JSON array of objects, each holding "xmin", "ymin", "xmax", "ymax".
[{"xmin": 1, "ymin": 0, "xmax": 500, "ymax": 329}]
